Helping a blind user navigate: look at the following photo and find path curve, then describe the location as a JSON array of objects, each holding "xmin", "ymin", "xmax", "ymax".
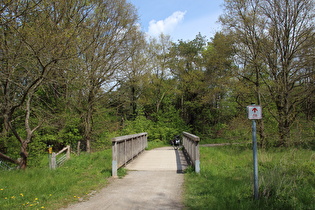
[{"xmin": 61, "ymin": 147, "xmax": 188, "ymax": 210}]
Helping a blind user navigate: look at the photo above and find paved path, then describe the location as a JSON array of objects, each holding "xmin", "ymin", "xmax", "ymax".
[{"xmin": 62, "ymin": 147, "xmax": 188, "ymax": 210}]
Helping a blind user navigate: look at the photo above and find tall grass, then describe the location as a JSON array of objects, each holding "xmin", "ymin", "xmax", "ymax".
[
  {"xmin": 184, "ymin": 146, "xmax": 315, "ymax": 210},
  {"xmin": 0, "ymin": 150, "xmax": 114, "ymax": 209}
]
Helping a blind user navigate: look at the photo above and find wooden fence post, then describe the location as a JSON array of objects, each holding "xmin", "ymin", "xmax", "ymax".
[
  {"xmin": 112, "ymin": 141, "xmax": 118, "ymax": 177},
  {"xmin": 50, "ymin": 153, "xmax": 57, "ymax": 169},
  {"xmin": 66, "ymin": 145, "xmax": 70, "ymax": 160}
]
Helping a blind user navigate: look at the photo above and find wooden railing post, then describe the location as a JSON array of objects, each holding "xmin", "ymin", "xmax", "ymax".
[
  {"xmin": 182, "ymin": 132, "xmax": 200, "ymax": 173},
  {"xmin": 194, "ymin": 140, "xmax": 200, "ymax": 173},
  {"xmin": 112, "ymin": 141, "xmax": 118, "ymax": 177}
]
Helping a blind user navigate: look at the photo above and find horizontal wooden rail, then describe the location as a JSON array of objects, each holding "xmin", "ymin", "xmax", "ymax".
[
  {"xmin": 49, "ymin": 145, "xmax": 70, "ymax": 169},
  {"xmin": 112, "ymin": 132, "xmax": 148, "ymax": 177},
  {"xmin": 182, "ymin": 132, "xmax": 200, "ymax": 173}
]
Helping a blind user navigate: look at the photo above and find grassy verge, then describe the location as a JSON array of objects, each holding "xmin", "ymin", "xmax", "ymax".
[
  {"xmin": 0, "ymin": 150, "xmax": 117, "ymax": 209},
  {"xmin": 184, "ymin": 145, "xmax": 315, "ymax": 210}
]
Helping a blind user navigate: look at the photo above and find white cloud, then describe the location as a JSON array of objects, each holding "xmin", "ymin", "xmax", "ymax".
[
  {"xmin": 147, "ymin": 11, "xmax": 186, "ymax": 37},
  {"xmin": 172, "ymin": 13, "xmax": 222, "ymax": 41}
]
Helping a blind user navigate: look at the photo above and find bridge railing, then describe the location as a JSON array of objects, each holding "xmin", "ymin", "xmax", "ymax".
[
  {"xmin": 112, "ymin": 132, "xmax": 148, "ymax": 177},
  {"xmin": 182, "ymin": 132, "xmax": 200, "ymax": 173}
]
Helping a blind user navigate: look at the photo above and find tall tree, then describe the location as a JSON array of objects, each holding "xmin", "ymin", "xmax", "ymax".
[
  {"xmin": 221, "ymin": 0, "xmax": 315, "ymax": 146},
  {"xmin": 220, "ymin": 0, "xmax": 268, "ymax": 145},
  {"xmin": 75, "ymin": 0, "xmax": 144, "ymax": 152},
  {"xmin": 201, "ymin": 32, "xmax": 235, "ymax": 136},
  {"xmin": 0, "ymin": 0, "xmax": 92, "ymax": 168},
  {"xmin": 141, "ymin": 34, "xmax": 173, "ymax": 116},
  {"xmin": 167, "ymin": 34, "xmax": 207, "ymax": 128}
]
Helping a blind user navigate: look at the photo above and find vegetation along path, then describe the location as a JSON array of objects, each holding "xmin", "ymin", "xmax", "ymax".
[{"xmin": 61, "ymin": 147, "xmax": 188, "ymax": 210}]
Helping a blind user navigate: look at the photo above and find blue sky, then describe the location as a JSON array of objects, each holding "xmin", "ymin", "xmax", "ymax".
[{"xmin": 128, "ymin": 0, "xmax": 225, "ymax": 41}]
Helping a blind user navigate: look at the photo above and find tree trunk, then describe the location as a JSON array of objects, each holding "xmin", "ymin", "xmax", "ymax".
[
  {"xmin": 277, "ymin": 111, "xmax": 291, "ymax": 147},
  {"xmin": 19, "ymin": 142, "xmax": 28, "ymax": 169},
  {"xmin": 0, "ymin": 152, "xmax": 19, "ymax": 165},
  {"xmin": 85, "ymin": 109, "xmax": 92, "ymax": 153},
  {"xmin": 84, "ymin": 89, "xmax": 95, "ymax": 153},
  {"xmin": 255, "ymin": 82, "xmax": 267, "ymax": 148},
  {"xmin": 77, "ymin": 141, "xmax": 81, "ymax": 155}
]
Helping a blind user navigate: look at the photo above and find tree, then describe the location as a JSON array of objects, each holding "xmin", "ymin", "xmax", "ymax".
[
  {"xmin": 141, "ymin": 34, "xmax": 174, "ymax": 116},
  {"xmin": 167, "ymin": 34, "xmax": 207, "ymax": 128},
  {"xmin": 220, "ymin": 0, "xmax": 315, "ymax": 146},
  {"xmin": 74, "ymin": 0, "xmax": 144, "ymax": 152},
  {"xmin": 220, "ymin": 0, "xmax": 268, "ymax": 145},
  {"xmin": 0, "ymin": 0, "xmax": 93, "ymax": 168},
  {"xmin": 261, "ymin": 0, "xmax": 315, "ymax": 146},
  {"xmin": 201, "ymin": 32, "xmax": 236, "ymax": 137}
]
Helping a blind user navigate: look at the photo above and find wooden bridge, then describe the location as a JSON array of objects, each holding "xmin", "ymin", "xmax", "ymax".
[
  {"xmin": 63, "ymin": 132, "xmax": 200, "ymax": 210},
  {"xmin": 111, "ymin": 132, "xmax": 200, "ymax": 177}
]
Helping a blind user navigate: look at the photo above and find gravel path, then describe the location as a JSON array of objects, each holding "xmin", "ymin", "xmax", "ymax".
[{"xmin": 61, "ymin": 147, "xmax": 188, "ymax": 210}]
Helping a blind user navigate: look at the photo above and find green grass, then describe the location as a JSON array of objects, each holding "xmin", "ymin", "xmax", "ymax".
[
  {"xmin": 0, "ymin": 150, "xmax": 114, "ymax": 209},
  {"xmin": 0, "ymin": 141, "xmax": 164, "ymax": 209},
  {"xmin": 184, "ymin": 145, "xmax": 315, "ymax": 209}
]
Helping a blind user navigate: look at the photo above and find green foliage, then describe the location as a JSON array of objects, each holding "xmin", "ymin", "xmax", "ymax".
[
  {"xmin": 34, "ymin": 111, "xmax": 82, "ymax": 151},
  {"xmin": 225, "ymin": 116, "xmax": 252, "ymax": 142},
  {"xmin": 90, "ymin": 107, "xmax": 121, "ymax": 151},
  {"xmin": 0, "ymin": 150, "xmax": 112, "ymax": 209},
  {"xmin": 121, "ymin": 110, "xmax": 152, "ymax": 136},
  {"xmin": 152, "ymin": 106, "xmax": 190, "ymax": 142},
  {"xmin": 121, "ymin": 106, "xmax": 189, "ymax": 144},
  {"xmin": 184, "ymin": 146, "xmax": 315, "ymax": 209}
]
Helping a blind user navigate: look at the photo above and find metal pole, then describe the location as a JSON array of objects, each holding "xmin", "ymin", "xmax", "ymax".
[{"xmin": 252, "ymin": 119, "xmax": 259, "ymax": 200}]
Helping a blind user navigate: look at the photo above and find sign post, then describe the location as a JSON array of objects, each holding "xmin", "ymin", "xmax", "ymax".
[{"xmin": 247, "ymin": 104, "xmax": 262, "ymax": 200}]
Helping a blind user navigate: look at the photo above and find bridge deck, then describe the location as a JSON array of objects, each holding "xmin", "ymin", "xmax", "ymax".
[{"xmin": 126, "ymin": 147, "xmax": 188, "ymax": 172}]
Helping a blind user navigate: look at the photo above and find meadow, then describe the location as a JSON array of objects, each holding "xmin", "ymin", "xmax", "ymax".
[
  {"xmin": 184, "ymin": 145, "xmax": 315, "ymax": 210},
  {"xmin": 0, "ymin": 149, "xmax": 123, "ymax": 209}
]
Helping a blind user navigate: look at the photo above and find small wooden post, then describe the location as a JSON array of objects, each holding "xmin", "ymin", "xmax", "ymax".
[
  {"xmin": 50, "ymin": 153, "xmax": 57, "ymax": 169},
  {"xmin": 66, "ymin": 145, "xmax": 70, "ymax": 160},
  {"xmin": 48, "ymin": 145, "xmax": 53, "ymax": 169},
  {"xmin": 112, "ymin": 141, "xmax": 118, "ymax": 177},
  {"xmin": 77, "ymin": 141, "xmax": 81, "ymax": 155}
]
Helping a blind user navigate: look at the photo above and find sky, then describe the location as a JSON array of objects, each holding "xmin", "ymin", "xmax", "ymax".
[{"xmin": 128, "ymin": 0, "xmax": 225, "ymax": 42}]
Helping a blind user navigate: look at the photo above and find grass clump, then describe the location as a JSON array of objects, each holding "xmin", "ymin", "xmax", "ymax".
[
  {"xmin": 184, "ymin": 146, "xmax": 315, "ymax": 210},
  {"xmin": 0, "ymin": 149, "xmax": 112, "ymax": 209}
]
